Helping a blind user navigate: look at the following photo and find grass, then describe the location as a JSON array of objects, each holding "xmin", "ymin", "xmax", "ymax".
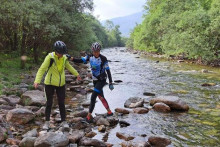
[{"xmin": 0, "ymin": 54, "xmax": 35, "ymax": 95}]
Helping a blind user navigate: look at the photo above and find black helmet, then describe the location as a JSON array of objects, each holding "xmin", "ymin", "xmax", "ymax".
[
  {"xmin": 54, "ymin": 41, "xmax": 67, "ymax": 54},
  {"xmin": 91, "ymin": 42, "xmax": 101, "ymax": 52}
]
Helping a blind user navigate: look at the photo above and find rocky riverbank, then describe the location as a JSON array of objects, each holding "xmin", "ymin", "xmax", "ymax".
[{"xmin": 0, "ymin": 57, "xmax": 190, "ymax": 147}]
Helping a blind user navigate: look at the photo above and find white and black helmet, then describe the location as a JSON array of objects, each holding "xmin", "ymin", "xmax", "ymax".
[
  {"xmin": 54, "ymin": 41, "xmax": 67, "ymax": 54},
  {"xmin": 91, "ymin": 42, "xmax": 101, "ymax": 52}
]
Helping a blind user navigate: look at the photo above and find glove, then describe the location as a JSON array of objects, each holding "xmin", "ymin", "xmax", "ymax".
[
  {"xmin": 66, "ymin": 54, "xmax": 71, "ymax": 60},
  {"xmin": 109, "ymin": 83, "xmax": 114, "ymax": 90}
]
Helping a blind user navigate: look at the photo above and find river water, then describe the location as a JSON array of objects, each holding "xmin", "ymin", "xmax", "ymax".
[{"xmin": 77, "ymin": 47, "xmax": 220, "ymax": 146}]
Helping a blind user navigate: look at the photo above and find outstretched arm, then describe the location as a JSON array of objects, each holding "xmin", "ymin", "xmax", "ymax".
[{"xmin": 66, "ymin": 54, "xmax": 88, "ymax": 64}]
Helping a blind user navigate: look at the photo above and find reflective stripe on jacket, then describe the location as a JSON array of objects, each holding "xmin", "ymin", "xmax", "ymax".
[{"xmin": 34, "ymin": 52, "xmax": 79, "ymax": 86}]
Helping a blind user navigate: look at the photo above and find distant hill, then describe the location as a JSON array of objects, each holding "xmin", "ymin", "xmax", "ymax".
[{"xmin": 102, "ymin": 11, "xmax": 144, "ymax": 37}]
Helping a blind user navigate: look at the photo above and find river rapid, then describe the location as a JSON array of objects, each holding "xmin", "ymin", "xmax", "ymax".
[{"xmin": 72, "ymin": 47, "xmax": 220, "ymax": 146}]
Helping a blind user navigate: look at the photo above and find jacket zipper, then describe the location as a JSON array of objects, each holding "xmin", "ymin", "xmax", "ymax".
[{"xmin": 50, "ymin": 74, "xmax": 52, "ymax": 84}]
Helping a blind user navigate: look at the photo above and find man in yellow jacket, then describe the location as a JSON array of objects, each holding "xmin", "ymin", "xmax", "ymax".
[{"xmin": 34, "ymin": 41, "xmax": 81, "ymax": 130}]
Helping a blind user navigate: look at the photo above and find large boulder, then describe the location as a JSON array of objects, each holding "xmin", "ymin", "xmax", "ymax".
[
  {"xmin": 34, "ymin": 132, "xmax": 69, "ymax": 147},
  {"xmin": 124, "ymin": 97, "xmax": 144, "ymax": 108},
  {"xmin": 150, "ymin": 96, "xmax": 189, "ymax": 111},
  {"xmin": 6, "ymin": 108, "xmax": 35, "ymax": 125},
  {"xmin": 21, "ymin": 90, "xmax": 46, "ymax": 106}
]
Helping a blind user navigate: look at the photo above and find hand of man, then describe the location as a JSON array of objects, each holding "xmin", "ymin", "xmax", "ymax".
[
  {"xmin": 33, "ymin": 83, "xmax": 39, "ymax": 89},
  {"xmin": 109, "ymin": 83, "xmax": 114, "ymax": 90},
  {"xmin": 66, "ymin": 54, "xmax": 72, "ymax": 60},
  {"xmin": 77, "ymin": 75, "xmax": 82, "ymax": 81}
]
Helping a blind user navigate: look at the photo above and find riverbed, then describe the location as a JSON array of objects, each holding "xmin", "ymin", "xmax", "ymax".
[{"xmin": 72, "ymin": 47, "xmax": 220, "ymax": 146}]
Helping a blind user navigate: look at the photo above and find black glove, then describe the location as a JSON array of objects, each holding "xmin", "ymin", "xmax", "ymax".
[
  {"xmin": 66, "ymin": 54, "xmax": 71, "ymax": 60},
  {"xmin": 109, "ymin": 83, "xmax": 114, "ymax": 90}
]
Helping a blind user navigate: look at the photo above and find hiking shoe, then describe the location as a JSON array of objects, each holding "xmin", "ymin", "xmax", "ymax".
[
  {"xmin": 107, "ymin": 112, "xmax": 113, "ymax": 117},
  {"xmin": 42, "ymin": 121, "xmax": 50, "ymax": 130},
  {"xmin": 61, "ymin": 121, "xmax": 69, "ymax": 128},
  {"xmin": 81, "ymin": 117, "xmax": 93, "ymax": 124}
]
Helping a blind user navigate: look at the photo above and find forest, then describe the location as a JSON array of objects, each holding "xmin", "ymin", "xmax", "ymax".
[
  {"xmin": 0, "ymin": 0, "xmax": 124, "ymax": 65},
  {"xmin": 127, "ymin": 0, "xmax": 220, "ymax": 64}
]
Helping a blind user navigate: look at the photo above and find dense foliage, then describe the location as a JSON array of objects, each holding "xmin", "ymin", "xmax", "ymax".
[
  {"xmin": 0, "ymin": 0, "xmax": 123, "ymax": 66},
  {"xmin": 127, "ymin": 0, "xmax": 220, "ymax": 63}
]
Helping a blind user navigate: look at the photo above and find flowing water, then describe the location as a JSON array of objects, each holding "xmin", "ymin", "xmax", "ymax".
[{"xmin": 74, "ymin": 47, "xmax": 220, "ymax": 146}]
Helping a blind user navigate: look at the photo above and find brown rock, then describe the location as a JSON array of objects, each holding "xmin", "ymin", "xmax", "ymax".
[
  {"xmin": 133, "ymin": 108, "xmax": 149, "ymax": 114},
  {"xmin": 153, "ymin": 103, "xmax": 171, "ymax": 113},
  {"xmin": 116, "ymin": 132, "xmax": 135, "ymax": 141},
  {"xmin": 115, "ymin": 108, "xmax": 130, "ymax": 114},
  {"xmin": 148, "ymin": 136, "xmax": 171, "ymax": 147}
]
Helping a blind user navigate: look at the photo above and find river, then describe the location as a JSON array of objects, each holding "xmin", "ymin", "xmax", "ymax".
[{"xmin": 76, "ymin": 47, "xmax": 220, "ymax": 146}]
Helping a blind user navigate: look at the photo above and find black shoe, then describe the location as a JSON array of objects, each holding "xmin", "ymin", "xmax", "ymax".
[
  {"xmin": 81, "ymin": 117, "xmax": 93, "ymax": 124},
  {"xmin": 107, "ymin": 112, "xmax": 113, "ymax": 117}
]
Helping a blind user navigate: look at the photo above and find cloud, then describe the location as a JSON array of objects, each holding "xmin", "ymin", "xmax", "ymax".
[{"xmin": 93, "ymin": 0, "xmax": 146, "ymax": 20}]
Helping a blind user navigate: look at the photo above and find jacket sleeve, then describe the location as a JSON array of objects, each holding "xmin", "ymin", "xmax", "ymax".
[
  {"xmin": 72, "ymin": 55, "xmax": 89, "ymax": 64},
  {"xmin": 34, "ymin": 55, "xmax": 50, "ymax": 84},
  {"xmin": 65, "ymin": 60, "xmax": 79, "ymax": 76},
  {"xmin": 103, "ymin": 57, "xmax": 113, "ymax": 83}
]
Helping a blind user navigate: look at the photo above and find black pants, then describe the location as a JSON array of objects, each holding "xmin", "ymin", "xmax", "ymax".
[
  {"xmin": 45, "ymin": 85, "xmax": 66, "ymax": 121},
  {"xmin": 89, "ymin": 80, "xmax": 109, "ymax": 113}
]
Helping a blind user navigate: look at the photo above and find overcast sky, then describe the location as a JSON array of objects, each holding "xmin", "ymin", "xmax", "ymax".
[{"xmin": 92, "ymin": 0, "xmax": 146, "ymax": 20}]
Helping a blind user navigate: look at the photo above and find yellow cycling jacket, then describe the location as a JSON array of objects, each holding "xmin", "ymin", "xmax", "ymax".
[{"xmin": 34, "ymin": 52, "xmax": 79, "ymax": 87}]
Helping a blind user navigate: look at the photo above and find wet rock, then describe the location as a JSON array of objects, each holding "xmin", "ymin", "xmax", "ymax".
[
  {"xmin": 124, "ymin": 97, "xmax": 144, "ymax": 108},
  {"xmin": 6, "ymin": 138, "xmax": 21, "ymax": 145},
  {"xmin": 96, "ymin": 118, "xmax": 110, "ymax": 126},
  {"xmin": 34, "ymin": 132, "xmax": 69, "ymax": 147},
  {"xmin": 68, "ymin": 130, "xmax": 84, "ymax": 143},
  {"xmin": 121, "ymin": 141, "xmax": 150, "ymax": 147},
  {"xmin": 106, "ymin": 117, "xmax": 119, "ymax": 126},
  {"xmin": 19, "ymin": 137, "xmax": 36, "ymax": 147},
  {"xmin": 98, "ymin": 125, "xmax": 106, "ymax": 132},
  {"xmin": 114, "ymin": 80, "xmax": 123, "ymax": 83},
  {"xmin": 73, "ymin": 110, "xmax": 88, "ymax": 118},
  {"xmin": 6, "ymin": 108, "xmax": 35, "ymax": 125},
  {"xmin": 79, "ymin": 137, "xmax": 107, "ymax": 147},
  {"xmin": 70, "ymin": 117, "xmax": 83, "ymax": 123},
  {"xmin": 119, "ymin": 120, "xmax": 130, "ymax": 128},
  {"xmin": 82, "ymin": 101, "xmax": 90, "ymax": 107},
  {"xmin": 85, "ymin": 131, "xmax": 97, "ymax": 138},
  {"xmin": 150, "ymin": 96, "xmax": 189, "ymax": 111},
  {"xmin": 116, "ymin": 132, "xmax": 135, "ymax": 141},
  {"xmin": 0, "ymin": 126, "xmax": 7, "ymax": 142},
  {"xmin": 72, "ymin": 121, "xmax": 88, "ymax": 130},
  {"xmin": 21, "ymin": 90, "xmax": 46, "ymax": 106},
  {"xmin": 153, "ymin": 103, "xmax": 171, "ymax": 113},
  {"xmin": 133, "ymin": 108, "xmax": 149, "ymax": 114},
  {"xmin": 22, "ymin": 128, "xmax": 38, "ymax": 138},
  {"xmin": 201, "ymin": 83, "xmax": 216, "ymax": 86},
  {"xmin": 143, "ymin": 92, "xmax": 155, "ymax": 96},
  {"xmin": 148, "ymin": 136, "xmax": 171, "ymax": 147},
  {"xmin": 115, "ymin": 108, "xmax": 130, "ymax": 114}
]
